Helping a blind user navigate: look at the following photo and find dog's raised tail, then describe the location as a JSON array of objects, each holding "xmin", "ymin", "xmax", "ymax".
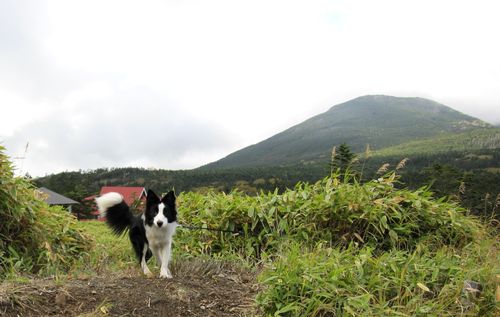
[{"xmin": 95, "ymin": 192, "xmax": 133, "ymax": 235}]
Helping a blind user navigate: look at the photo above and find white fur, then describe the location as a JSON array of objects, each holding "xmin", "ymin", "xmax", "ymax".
[
  {"xmin": 141, "ymin": 243, "xmax": 152, "ymax": 276},
  {"xmin": 143, "ymin": 203, "xmax": 177, "ymax": 278},
  {"xmin": 95, "ymin": 192, "xmax": 123, "ymax": 217}
]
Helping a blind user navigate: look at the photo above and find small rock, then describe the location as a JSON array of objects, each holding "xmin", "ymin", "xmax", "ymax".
[
  {"xmin": 55, "ymin": 292, "xmax": 66, "ymax": 306},
  {"xmin": 463, "ymin": 280, "xmax": 482, "ymax": 299},
  {"xmin": 461, "ymin": 280, "xmax": 482, "ymax": 309}
]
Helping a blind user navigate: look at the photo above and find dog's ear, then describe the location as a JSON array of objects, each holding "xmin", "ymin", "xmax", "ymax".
[
  {"xmin": 161, "ymin": 190, "xmax": 176, "ymax": 207},
  {"xmin": 147, "ymin": 189, "xmax": 160, "ymax": 205}
]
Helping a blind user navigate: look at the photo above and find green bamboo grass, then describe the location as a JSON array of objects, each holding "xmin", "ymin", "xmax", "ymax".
[
  {"xmin": 0, "ymin": 146, "xmax": 91, "ymax": 277},
  {"xmin": 256, "ymin": 239, "xmax": 498, "ymax": 316},
  {"xmin": 178, "ymin": 171, "xmax": 486, "ymax": 261},
  {"xmin": 1, "ymin": 143, "xmax": 497, "ymax": 315}
]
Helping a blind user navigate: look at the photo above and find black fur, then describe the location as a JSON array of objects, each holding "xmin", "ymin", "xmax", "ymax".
[
  {"xmin": 104, "ymin": 197, "xmax": 151, "ymax": 263},
  {"xmin": 104, "ymin": 200, "xmax": 134, "ymax": 235}
]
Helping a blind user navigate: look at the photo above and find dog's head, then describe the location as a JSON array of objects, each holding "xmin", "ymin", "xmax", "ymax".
[{"xmin": 144, "ymin": 189, "xmax": 177, "ymax": 227}]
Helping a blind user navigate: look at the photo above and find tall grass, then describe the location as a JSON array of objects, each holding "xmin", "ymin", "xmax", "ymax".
[
  {"xmin": 176, "ymin": 168, "xmax": 497, "ymax": 315},
  {"xmin": 71, "ymin": 221, "xmax": 136, "ymax": 274},
  {"xmin": 0, "ymin": 146, "xmax": 91, "ymax": 278},
  {"xmin": 178, "ymin": 171, "xmax": 485, "ymax": 261},
  {"xmin": 256, "ymin": 239, "xmax": 498, "ymax": 316}
]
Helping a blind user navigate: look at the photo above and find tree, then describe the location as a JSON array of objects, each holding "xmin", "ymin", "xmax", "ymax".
[
  {"xmin": 65, "ymin": 184, "xmax": 94, "ymax": 220},
  {"xmin": 330, "ymin": 143, "xmax": 358, "ymax": 177},
  {"xmin": 421, "ymin": 163, "xmax": 462, "ymax": 199}
]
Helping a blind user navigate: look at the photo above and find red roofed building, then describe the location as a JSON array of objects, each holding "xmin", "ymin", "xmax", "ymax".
[
  {"xmin": 99, "ymin": 186, "xmax": 147, "ymax": 206},
  {"xmin": 87, "ymin": 186, "xmax": 147, "ymax": 221}
]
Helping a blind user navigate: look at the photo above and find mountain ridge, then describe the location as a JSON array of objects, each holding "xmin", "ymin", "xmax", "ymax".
[{"xmin": 202, "ymin": 95, "xmax": 491, "ymax": 169}]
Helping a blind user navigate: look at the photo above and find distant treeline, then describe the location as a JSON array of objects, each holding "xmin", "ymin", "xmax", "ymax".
[{"xmin": 34, "ymin": 148, "xmax": 500, "ymax": 219}]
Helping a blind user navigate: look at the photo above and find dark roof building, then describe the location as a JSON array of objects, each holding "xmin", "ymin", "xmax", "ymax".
[{"xmin": 38, "ymin": 187, "xmax": 79, "ymax": 212}]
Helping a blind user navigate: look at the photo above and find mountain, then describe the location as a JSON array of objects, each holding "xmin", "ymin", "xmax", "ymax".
[{"xmin": 203, "ymin": 95, "xmax": 492, "ymax": 169}]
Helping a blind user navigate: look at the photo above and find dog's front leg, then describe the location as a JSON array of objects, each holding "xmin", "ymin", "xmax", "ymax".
[
  {"xmin": 151, "ymin": 246, "xmax": 162, "ymax": 267},
  {"xmin": 159, "ymin": 240, "xmax": 173, "ymax": 278},
  {"xmin": 141, "ymin": 244, "xmax": 152, "ymax": 276}
]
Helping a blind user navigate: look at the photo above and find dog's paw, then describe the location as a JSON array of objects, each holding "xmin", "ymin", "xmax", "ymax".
[
  {"xmin": 143, "ymin": 268, "xmax": 153, "ymax": 277},
  {"xmin": 159, "ymin": 270, "xmax": 173, "ymax": 279}
]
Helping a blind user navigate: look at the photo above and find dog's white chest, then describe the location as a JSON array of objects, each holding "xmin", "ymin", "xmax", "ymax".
[{"xmin": 145, "ymin": 222, "xmax": 177, "ymax": 247}]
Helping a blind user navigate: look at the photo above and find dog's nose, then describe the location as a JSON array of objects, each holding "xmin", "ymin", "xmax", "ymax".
[{"xmin": 157, "ymin": 221, "xmax": 163, "ymax": 227}]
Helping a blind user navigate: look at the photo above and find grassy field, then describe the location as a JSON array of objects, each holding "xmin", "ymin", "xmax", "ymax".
[{"xmin": 72, "ymin": 221, "xmax": 136, "ymax": 275}]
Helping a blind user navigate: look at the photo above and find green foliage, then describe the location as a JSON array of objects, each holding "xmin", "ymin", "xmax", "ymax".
[
  {"xmin": 177, "ymin": 172, "xmax": 485, "ymax": 261},
  {"xmin": 174, "ymin": 169, "xmax": 496, "ymax": 315},
  {"xmin": 34, "ymin": 147, "xmax": 500, "ymax": 219},
  {"xmin": 360, "ymin": 149, "xmax": 500, "ymax": 218},
  {"xmin": 65, "ymin": 184, "xmax": 95, "ymax": 219},
  {"xmin": 374, "ymin": 128, "xmax": 500, "ymax": 157},
  {"xmin": 257, "ymin": 239, "xmax": 498, "ymax": 316},
  {"xmin": 0, "ymin": 146, "xmax": 92, "ymax": 278},
  {"xmin": 330, "ymin": 143, "xmax": 358, "ymax": 176},
  {"xmin": 15, "ymin": 153, "xmax": 496, "ymax": 315},
  {"xmin": 72, "ymin": 221, "xmax": 136, "ymax": 273}
]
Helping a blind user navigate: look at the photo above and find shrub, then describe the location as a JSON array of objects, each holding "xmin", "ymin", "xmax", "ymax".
[
  {"xmin": 176, "ymin": 169, "xmax": 496, "ymax": 315},
  {"xmin": 177, "ymin": 172, "xmax": 485, "ymax": 261},
  {"xmin": 0, "ymin": 146, "xmax": 91, "ymax": 277},
  {"xmin": 256, "ymin": 240, "xmax": 498, "ymax": 316}
]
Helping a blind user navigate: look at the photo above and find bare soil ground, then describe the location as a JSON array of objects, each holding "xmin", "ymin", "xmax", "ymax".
[{"xmin": 0, "ymin": 259, "xmax": 259, "ymax": 317}]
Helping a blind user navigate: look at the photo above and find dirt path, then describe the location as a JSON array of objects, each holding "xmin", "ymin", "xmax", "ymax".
[{"xmin": 0, "ymin": 259, "xmax": 259, "ymax": 317}]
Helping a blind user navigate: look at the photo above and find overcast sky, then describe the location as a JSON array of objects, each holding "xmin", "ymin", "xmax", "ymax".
[{"xmin": 1, "ymin": 0, "xmax": 499, "ymax": 177}]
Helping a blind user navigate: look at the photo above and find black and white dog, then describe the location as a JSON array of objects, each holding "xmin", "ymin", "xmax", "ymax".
[{"xmin": 95, "ymin": 189, "xmax": 178, "ymax": 278}]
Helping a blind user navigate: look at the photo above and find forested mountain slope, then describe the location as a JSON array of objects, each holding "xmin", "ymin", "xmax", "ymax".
[{"xmin": 203, "ymin": 95, "xmax": 490, "ymax": 168}]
